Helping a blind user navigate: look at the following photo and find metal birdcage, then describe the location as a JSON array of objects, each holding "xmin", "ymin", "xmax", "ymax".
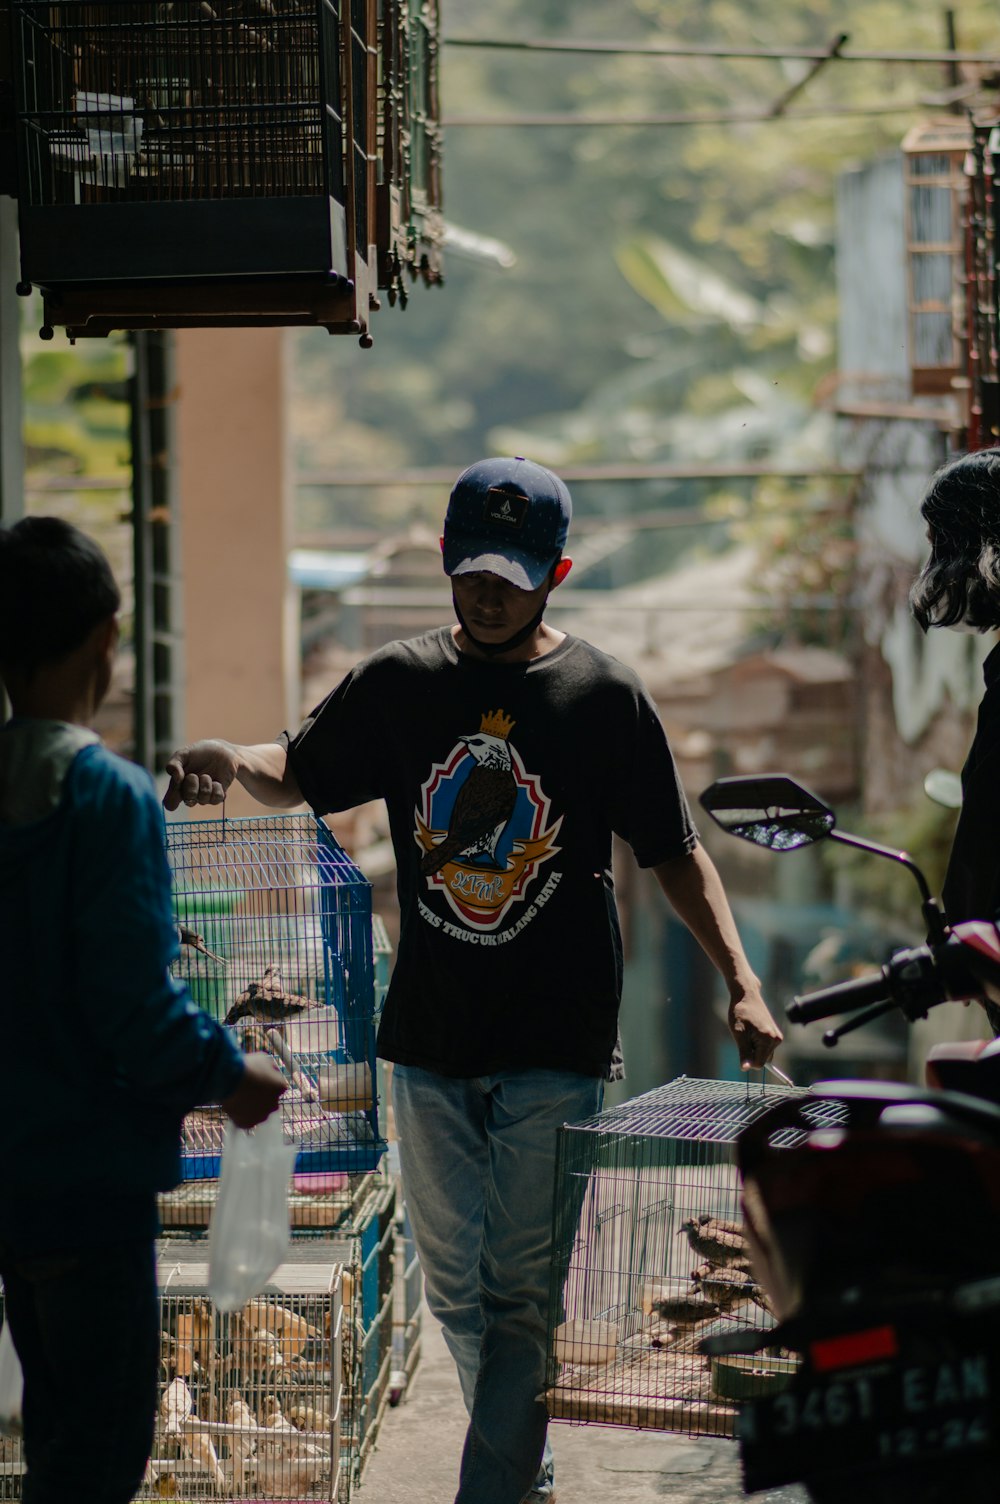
[
  {"xmin": 165, "ymin": 812, "xmax": 386, "ymax": 1180},
  {"xmin": 0, "ymin": 1255, "xmax": 345, "ymax": 1503},
  {"xmin": 8, "ymin": 0, "xmax": 389, "ymax": 338},
  {"xmin": 149, "ymin": 1255, "xmax": 345, "ymax": 1502},
  {"xmin": 156, "ymin": 1169, "xmax": 400, "ymax": 1500},
  {"xmin": 13, "ymin": 0, "xmax": 347, "ymax": 262},
  {"xmin": 544, "ymin": 1076, "xmax": 837, "ymax": 1438}
]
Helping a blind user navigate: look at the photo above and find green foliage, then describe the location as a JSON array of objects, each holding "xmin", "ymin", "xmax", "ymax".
[
  {"xmin": 293, "ymin": 0, "xmax": 996, "ymax": 567},
  {"xmin": 715, "ymin": 474, "xmax": 859, "ymax": 648},
  {"xmin": 21, "ymin": 303, "xmax": 131, "ymax": 482}
]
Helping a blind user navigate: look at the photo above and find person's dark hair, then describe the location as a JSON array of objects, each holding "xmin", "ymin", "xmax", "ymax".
[
  {"xmin": 910, "ymin": 447, "xmax": 1000, "ymax": 632},
  {"xmin": 0, "ymin": 516, "xmax": 121, "ymax": 678}
]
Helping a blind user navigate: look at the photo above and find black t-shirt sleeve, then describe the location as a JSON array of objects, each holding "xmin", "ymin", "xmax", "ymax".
[
  {"xmin": 281, "ymin": 664, "xmax": 384, "ymax": 814},
  {"xmin": 606, "ymin": 683, "xmax": 698, "ymax": 867}
]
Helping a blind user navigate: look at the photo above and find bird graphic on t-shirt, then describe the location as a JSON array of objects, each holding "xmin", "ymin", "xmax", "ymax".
[{"xmin": 420, "ymin": 733, "xmax": 518, "ymax": 877}]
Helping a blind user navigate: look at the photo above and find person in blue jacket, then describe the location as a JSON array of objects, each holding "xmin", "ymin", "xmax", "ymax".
[{"xmin": 0, "ymin": 516, "xmax": 287, "ymax": 1504}]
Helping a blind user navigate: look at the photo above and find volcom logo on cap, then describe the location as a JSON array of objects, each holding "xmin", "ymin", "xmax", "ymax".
[{"xmin": 484, "ymin": 487, "xmax": 528, "ymax": 528}]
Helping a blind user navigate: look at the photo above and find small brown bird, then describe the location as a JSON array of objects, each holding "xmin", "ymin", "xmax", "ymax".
[
  {"xmin": 255, "ymin": 1441, "xmax": 328, "ymax": 1498},
  {"xmin": 650, "ymin": 1292, "xmax": 721, "ymax": 1326},
  {"xmin": 691, "ymin": 1264, "xmax": 760, "ymax": 1311},
  {"xmin": 679, "ymin": 1215, "xmax": 749, "ymax": 1267},
  {"xmin": 287, "ymin": 1401, "xmax": 331, "ymax": 1434},
  {"xmin": 259, "ymin": 1394, "xmax": 297, "ymax": 1434},
  {"xmin": 225, "ymin": 964, "xmax": 325, "ymax": 1026},
  {"xmin": 178, "ymin": 925, "xmax": 228, "ymax": 967}
]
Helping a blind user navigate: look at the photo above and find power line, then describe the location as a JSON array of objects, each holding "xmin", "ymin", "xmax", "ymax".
[
  {"xmin": 297, "ymin": 462, "xmax": 859, "ymax": 486},
  {"xmin": 442, "ymin": 100, "xmax": 953, "ymax": 128},
  {"xmin": 442, "ymin": 34, "xmax": 1000, "ymax": 65}
]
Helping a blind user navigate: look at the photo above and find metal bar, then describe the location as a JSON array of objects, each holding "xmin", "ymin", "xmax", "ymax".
[
  {"xmin": 130, "ymin": 332, "xmax": 155, "ymax": 772},
  {"xmin": 765, "ymin": 31, "xmax": 848, "ymax": 119},
  {"xmin": 296, "ymin": 462, "xmax": 860, "ymax": 484},
  {"xmin": 441, "ymin": 101, "xmax": 941, "ymax": 127},
  {"xmin": 441, "ymin": 34, "xmax": 1000, "ymax": 65}
]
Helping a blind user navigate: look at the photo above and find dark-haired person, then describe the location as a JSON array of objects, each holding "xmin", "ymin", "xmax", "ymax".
[
  {"xmin": 0, "ymin": 516, "xmax": 286, "ymax": 1504},
  {"xmin": 164, "ymin": 456, "xmax": 782, "ymax": 1504},
  {"xmin": 910, "ymin": 446, "xmax": 1000, "ymax": 1029}
]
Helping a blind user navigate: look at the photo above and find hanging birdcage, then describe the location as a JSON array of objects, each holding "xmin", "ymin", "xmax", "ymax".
[
  {"xmin": 8, "ymin": 0, "xmax": 386, "ymax": 339},
  {"xmin": 901, "ymin": 119, "xmax": 970, "ymax": 398},
  {"xmin": 544, "ymin": 1076, "xmax": 829, "ymax": 1437},
  {"xmin": 165, "ymin": 812, "xmax": 386, "ymax": 1180}
]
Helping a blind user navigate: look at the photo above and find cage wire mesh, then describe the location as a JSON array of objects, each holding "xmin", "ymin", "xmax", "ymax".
[
  {"xmin": 147, "ymin": 1257, "xmax": 344, "ymax": 1502},
  {"xmin": 12, "ymin": 0, "xmax": 343, "ymax": 206},
  {"xmin": 545, "ymin": 1076, "xmax": 842, "ymax": 1437},
  {"xmin": 0, "ymin": 1260, "xmax": 344, "ymax": 1503},
  {"xmin": 165, "ymin": 813, "xmax": 385, "ymax": 1179},
  {"xmin": 155, "ymin": 1172, "xmax": 397, "ymax": 1502}
]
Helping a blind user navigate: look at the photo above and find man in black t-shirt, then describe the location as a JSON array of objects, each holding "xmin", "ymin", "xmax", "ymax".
[{"xmin": 165, "ymin": 455, "xmax": 782, "ymax": 1504}]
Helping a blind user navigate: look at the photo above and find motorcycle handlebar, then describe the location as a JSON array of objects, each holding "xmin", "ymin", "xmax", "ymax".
[{"xmin": 787, "ymin": 967, "xmax": 890, "ymax": 1023}]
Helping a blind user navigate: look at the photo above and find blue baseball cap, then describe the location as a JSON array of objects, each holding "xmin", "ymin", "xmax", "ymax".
[{"xmin": 442, "ymin": 456, "xmax": 572, "ymax": 591}]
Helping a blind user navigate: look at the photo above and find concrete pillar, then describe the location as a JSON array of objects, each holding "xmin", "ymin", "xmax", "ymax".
[{"xmin": 175, "ymin": 327, "xmax": 300, "ymax": 815}]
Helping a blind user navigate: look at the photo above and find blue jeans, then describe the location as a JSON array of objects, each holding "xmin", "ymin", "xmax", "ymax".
[
  {"xmin": 392, "ymin": 1064, "xmax": 604, "ymax": 1504},
  {"xmin": 0, "ymin": 1237, "xmax": 160, "ymax": 1504}
]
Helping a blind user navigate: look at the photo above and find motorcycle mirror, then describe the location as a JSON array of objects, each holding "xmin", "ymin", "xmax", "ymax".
[
  {"xmin": 923, "ymin": 767, "xmax": 963, "ymax": 810},
  {"xmin": 699, "ymin": 774, "xmax": 835, "ymax": 852},
  {"xmin": 701, "ymin": 772, "xmax": 948, "ymax": 942}
]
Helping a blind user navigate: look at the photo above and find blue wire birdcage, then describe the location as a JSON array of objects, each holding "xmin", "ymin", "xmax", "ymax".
[{"xmin": 165, "ymin": 813, "xmax": 386, "ymax": 1179}]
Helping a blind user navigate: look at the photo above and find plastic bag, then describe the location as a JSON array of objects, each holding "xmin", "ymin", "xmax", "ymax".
[
  {"xmin": 207, "ymin": 1112, "xmax": 297, "ymax": 1312},
  {"xmin": 0, "ymin": 1321, "xmax": 23, "ymax": 1436}
]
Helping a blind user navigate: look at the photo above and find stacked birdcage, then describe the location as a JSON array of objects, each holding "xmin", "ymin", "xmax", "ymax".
[
  {"xmin": 165, "ymin": 812, "xmax": 385, "ymax": 1180},
  {"xmin": 162, "ymin": 812, "xmax": 401, "ymax": 1498},
  {"xmin": 545, "ymin": 1076, "xmax": 822, "ymax": 1438},
  {"xmin": 140, "ymin": 1254, "xmax": 344, "ymax": 1502},
  {"xmin": 0, "ymin": 1259, "xmax": 347, "ymax": 1503},
  {"xmin": 0, "ymin": 817, "xmax": 405, "ymax": 1502}
]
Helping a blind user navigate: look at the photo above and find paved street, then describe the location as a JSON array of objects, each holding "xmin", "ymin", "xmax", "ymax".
[{"xmin": 353, "ymin": 1306, "xmax": 808, "ymax": 1504}]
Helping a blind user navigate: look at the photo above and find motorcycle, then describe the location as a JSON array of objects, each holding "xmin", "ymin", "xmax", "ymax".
[{"xmin": 697, "ymin": 772, "xmax": 1000, "ymax": 1504}]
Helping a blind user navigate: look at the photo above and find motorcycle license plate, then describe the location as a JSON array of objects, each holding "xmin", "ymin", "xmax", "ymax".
[{"xmin": 739, "ymin": 1351, "xmax": 997, "ymax": 1493}]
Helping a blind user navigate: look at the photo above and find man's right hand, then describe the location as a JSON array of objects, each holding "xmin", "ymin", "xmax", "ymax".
[
  {"xmin": 220, "ymin": 1053, "xmax": 287, "ymax": 1129},
  {"xmin": 163, "ymin": 740, "xmax": 240, "ymax": 811}
]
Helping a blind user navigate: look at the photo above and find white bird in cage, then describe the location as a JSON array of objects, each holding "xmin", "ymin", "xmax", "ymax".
[
  {"xmin": 225, "ymin": 1396, "xmax": 258, "ymax": 1491},
  {"xmin": 159, "ymin": 1378, "xmax": 193, "ymax": 1437},
  {"xmin": 255, "ymin": 1439, "xmax": 328, "ymax": 1497},
  {"xmin": 158, "ymin": 1376, "xmax": 225, "ymax": 1491},
  {"xmin": 183, "ymin": 1426, "xmax": 227, "ymax": 1493}
]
